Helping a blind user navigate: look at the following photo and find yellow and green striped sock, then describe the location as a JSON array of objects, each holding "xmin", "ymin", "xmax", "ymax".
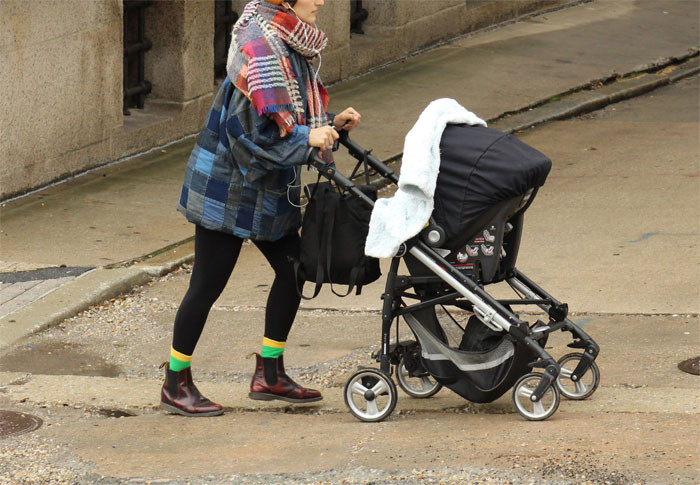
[
  {"xmin": 261, "ymin": 337, "xmax": 285, "ymax": 359},
  {"xmin": 169, "ymin": 347, "xmax": 192, "ymax": 372}
]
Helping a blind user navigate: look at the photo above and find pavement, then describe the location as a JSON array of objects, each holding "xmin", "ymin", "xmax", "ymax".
[
  {"xmin": 1, "ymin": 0, "xmax": 699, "ymax": 327},
  {"xmin": 0, "ymin": 0, "xmax": 698, "ymax": 483},
  {"xmin": 1, "ymin": 0, "xmax": 699, "ymax": 346}
]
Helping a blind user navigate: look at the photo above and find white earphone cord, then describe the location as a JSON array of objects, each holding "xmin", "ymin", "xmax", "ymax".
[{"xmin": 287, "ymin": 167, "xmax": 310, "ymax": 208}]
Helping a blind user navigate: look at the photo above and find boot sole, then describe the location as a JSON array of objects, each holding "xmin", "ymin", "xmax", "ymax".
[
  {"xmin": 249, "ymin": 392, "xmax": 323, "ymax": 404},
  {"xmin": 160, "ymin": 402, "xmax": 224, "ymax": 417}
]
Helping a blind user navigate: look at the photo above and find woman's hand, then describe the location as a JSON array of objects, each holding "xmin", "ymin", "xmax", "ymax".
[
  {"xmin": 333, "ymin": 107, "xmax": 361, "ymax": 131},
  {"xmin": 309, "ymin": 126, "xmax": 339, "ymax": 151}
]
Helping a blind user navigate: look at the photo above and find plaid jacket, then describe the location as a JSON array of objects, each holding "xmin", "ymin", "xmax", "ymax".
[{"xmin": 178, "ymin": 52, "xmax": 319, "ymax": 241}]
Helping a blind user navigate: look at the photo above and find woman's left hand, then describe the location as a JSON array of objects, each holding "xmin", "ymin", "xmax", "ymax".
[{"xmin": 333, "ymin": 107, "xmax": 361, "ymax": 131}]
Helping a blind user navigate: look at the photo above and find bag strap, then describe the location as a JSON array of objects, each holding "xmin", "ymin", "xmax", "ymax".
[
  {"xmin": 324, "ymin": 194, "xmax": 365, "ymax": 298},
  {"xmin": 313, "ymin": 185, "xmax": 335, "ymax": 294},
  {"xmin": 329, "ymin": 263, "xmax": 363, "ymax": 297},
  {"xmin": 349, "ymin": 149, "xmax": 373, "ymax": 186},
  {"xmin": 307, "ymin": 172, "xmax": 323, "ymax": 199},
  {"xmin": 362, "ymin": 149, "xmax": 371, "ymax": 185},
  {"xmin": 294, "ymin": 260, "xmax": 324, "ymax": 300},
  {"xmin": 320, "ymin": 189, "xmax": 339, "ymax": 284},
  {"xmin": 294, "ymin": 181, "xmax": 331, "ymax": 300}
]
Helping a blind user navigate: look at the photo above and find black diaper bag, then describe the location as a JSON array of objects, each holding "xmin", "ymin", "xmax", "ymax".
[{"xmin": 294, "ymin": 181, "xmax": 382, "ymax": 299}]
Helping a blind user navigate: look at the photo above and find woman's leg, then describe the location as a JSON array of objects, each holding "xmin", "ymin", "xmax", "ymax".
[
  {"xmin": 161, "ymin": 225, "xmax": 243, "ymax": 416},
  {"xmin": 249, "ymin": 233, "xmax": 321, "ymax": 403},
  {"xmin": 252, "ymin": 233, "xmax": 302, "ymax": 349},
  {"xmin": 171, "ymin": 225, "xmax": 244, "ymax": 366}
]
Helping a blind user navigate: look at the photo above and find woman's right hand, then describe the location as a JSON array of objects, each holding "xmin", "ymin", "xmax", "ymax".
[{"xmin": 309, "ymin": 126, "xmax": 339, "ymax": 151}]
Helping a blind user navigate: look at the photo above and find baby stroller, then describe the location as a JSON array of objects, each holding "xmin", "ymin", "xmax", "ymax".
[{"xmin": 307, "ymin": 125, "xmax": 600, "ymax": 422}]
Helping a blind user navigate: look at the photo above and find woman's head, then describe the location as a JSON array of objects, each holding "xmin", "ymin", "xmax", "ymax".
[{"xmin": 267, "ymin": 0, "xmax": 324, "ymax": 24}]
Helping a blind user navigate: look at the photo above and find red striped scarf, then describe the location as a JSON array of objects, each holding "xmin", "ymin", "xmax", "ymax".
[{"xmin": 227, "ymin": 0, "xmax": 330, "ymax": 136}]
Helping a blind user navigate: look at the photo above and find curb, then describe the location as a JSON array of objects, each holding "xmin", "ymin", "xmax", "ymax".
[
  {"xmin": 0, "ymin": 246, "xmax": 199, "ymax": 351},
  {"xmin": 0, "ymin": 53, "xmax": 697, "ymax": 352},
  {"xmin": 491, "ymin": 52, "xmax": 699, "ymax": 133},
  {"xmin": 0, "ymin": 268, "xmax": 152, "ymax": 350},
  {"xmin": 347, "ymin": 53, "xmax": 700, "ymax": 185}
]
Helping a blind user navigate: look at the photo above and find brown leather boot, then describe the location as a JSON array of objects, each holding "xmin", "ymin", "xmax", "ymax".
[
  {"xmin": 160, "ymin": 365, "xmax": 224, "ymax": 417},
  {"xmin": 249, "ymin": 353, "xmax": 323, "ymax": 403}
]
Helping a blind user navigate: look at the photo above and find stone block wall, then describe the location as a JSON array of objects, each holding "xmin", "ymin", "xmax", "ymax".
[
  {"xmin": 1, "ymin": 0, "xmax": 572, "ymax": 200},
  {"xmin": 338, "ymin": 0, "xmax": 570, "ymax": 81},
  {"xmin": 0, "ymin": 0, "xmax": 123, "ymax": 199},
  {"xmin": 145, "ymin": 1, "xmax": 213, "ymax": 102}
]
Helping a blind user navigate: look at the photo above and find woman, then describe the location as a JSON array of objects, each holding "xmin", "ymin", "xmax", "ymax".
[{"xmin": 160, "ymin": 0, "xmax": 361, "ymax": 417}]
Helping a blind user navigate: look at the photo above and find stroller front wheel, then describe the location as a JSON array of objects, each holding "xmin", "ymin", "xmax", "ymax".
[
  {"xmin": 344, "ymin": 368, "xmax": 397, "ymax": 422},
  {"xmin": 555, "ymin": 352, "xmax": 600, "ymax": 400},
  {"xmin": 512, "ymin": 372, "xmax": 560, "ymax": 421}
]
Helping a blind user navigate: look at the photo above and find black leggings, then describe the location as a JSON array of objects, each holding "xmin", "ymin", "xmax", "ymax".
[{"xmin": 172, "ymin": 225, "xmax": 302, "ymax": 356}]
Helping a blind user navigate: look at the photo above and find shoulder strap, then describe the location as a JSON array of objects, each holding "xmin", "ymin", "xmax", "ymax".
[
  {"xmin": 325, "ymin": 194, "xmax": 365, "ymax": 298},
  {"xmin": 329, "ymin": 264, "xmax": 362, "ymax": 297},
  {"xmin": 295, "ymin": 182, "xmax": 332, "ymax": 300},
  {"xmin": 294, "ymin": 260, "xmax": 324, "ymax": 300}
]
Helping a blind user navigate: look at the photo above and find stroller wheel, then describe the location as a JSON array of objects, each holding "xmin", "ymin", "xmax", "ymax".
[
  {"xmin": 396, "ymin": 355, "xmax": 442, "ymax": 399},
  {"xmin": 555, "ymin": 353, "xmax": 600, "ymax": 400},
  {"xmin": 344, "ymin": 368, "xmax": 397, "ymax": 422},
  {"xmin": 512, "ymin": 372, "xmax": 560, "ymax": 421}
]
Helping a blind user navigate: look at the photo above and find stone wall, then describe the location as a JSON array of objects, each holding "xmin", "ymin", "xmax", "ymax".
[
  {"xmin": 0, "ymin": 0, "xmax": 123, "ymax": 199},
  {"xmin": 1, "ymin": 0, "xmax": 572, "ymax": 200},
  {"xmin": 336, "ymin": 0, "xmax": 571, "ymax": 81}
]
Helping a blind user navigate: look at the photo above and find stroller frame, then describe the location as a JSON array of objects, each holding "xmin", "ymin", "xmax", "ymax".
[{"xmin": 307, "ymin": 131, "xmax": 600, "ymax": 421}]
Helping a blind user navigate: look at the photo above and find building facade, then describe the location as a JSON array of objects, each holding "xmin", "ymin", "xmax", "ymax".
[{"xmin": 0, "ymin": 0, "xmax": 570, "ymax": 201}]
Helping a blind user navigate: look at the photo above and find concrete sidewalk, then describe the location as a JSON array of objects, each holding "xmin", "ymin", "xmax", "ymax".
[
  {"xmin": 0, "ymin": 1, "xmax": 698, "ymax": 483},
  {"xmin": 0, "ymin": 0, "xmax": 699, "ymax": 349}
]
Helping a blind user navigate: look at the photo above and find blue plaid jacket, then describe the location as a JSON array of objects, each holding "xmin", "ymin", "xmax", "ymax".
[{"xmin": 178, "ymin": 56, "xmax": 319, "ymax": 241}]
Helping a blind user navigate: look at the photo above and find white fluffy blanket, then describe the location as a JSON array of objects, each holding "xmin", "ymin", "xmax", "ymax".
[{"xmin": 364, "ymin": 98, "xmax": 486, "ymax": 258}]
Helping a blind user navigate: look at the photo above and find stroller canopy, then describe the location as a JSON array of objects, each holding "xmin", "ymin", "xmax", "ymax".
[{"xmin": 433, "ymin": 124, "xmax": 551, "ymax": 248}]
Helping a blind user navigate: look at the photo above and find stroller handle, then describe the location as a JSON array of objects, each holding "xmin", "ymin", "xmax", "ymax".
[
  {"xmin": 307, "ymin": 131, "xmax": 398, "ymax": 180},
  {"xmin": 336, "ymin": 130, "xmax": 399, "ymax": 184},
  {"xmin": 307, "ymin": 133, "xmax": 446, "ymax": 246},
  {"xmin": 307, "ymin": 146, "xmax": 376, "ymax": 208},
  {"xmin": 307, "ymin": 131, "xmax": 397, "ymax": 209}
]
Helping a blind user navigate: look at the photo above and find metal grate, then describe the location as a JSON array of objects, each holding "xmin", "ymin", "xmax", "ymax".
[
  {"xmin": 214, "ymin": 0, "xmax": 239, "ymax": 80},
  {"xmin": 123, "ymin": 0, "xmax": 154, "ymax": 115},
  {"xmin": 0, "ymin": 411, "xmax": 43, "ymax": 439},
  {"xmin": 350, "ymin": 0, "xmax": 369, "ymax": 34}
]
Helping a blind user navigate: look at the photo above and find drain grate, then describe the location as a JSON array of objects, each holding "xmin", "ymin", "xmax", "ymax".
[
  {"xmin": 678, "ymin": 357, "xmax": 700, "ymax": 376},
  {"xmin": 0, "ymin": 410, "xmax": 43, "ymax": 439}
]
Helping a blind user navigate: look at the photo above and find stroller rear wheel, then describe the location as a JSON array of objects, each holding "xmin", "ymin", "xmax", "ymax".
[
  {"xmin": 555, "ymin": 353, "xmax": 600, "ymax": 400},
  {"xmin": 396, "ymin": 354, "xmax": 442, "ymax": 399},
  {"xmin": 344, "ymin": 368, "xmax": 397, "ymax": 422},
  {"xmin": 512, "ymin": 372, "xmax": 560, "ymax": 421}
]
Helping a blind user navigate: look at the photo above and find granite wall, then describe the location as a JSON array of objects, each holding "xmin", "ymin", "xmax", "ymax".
[{"xmin": 1, "ymin": 0, "xmax": 571, "ymax": 200}]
